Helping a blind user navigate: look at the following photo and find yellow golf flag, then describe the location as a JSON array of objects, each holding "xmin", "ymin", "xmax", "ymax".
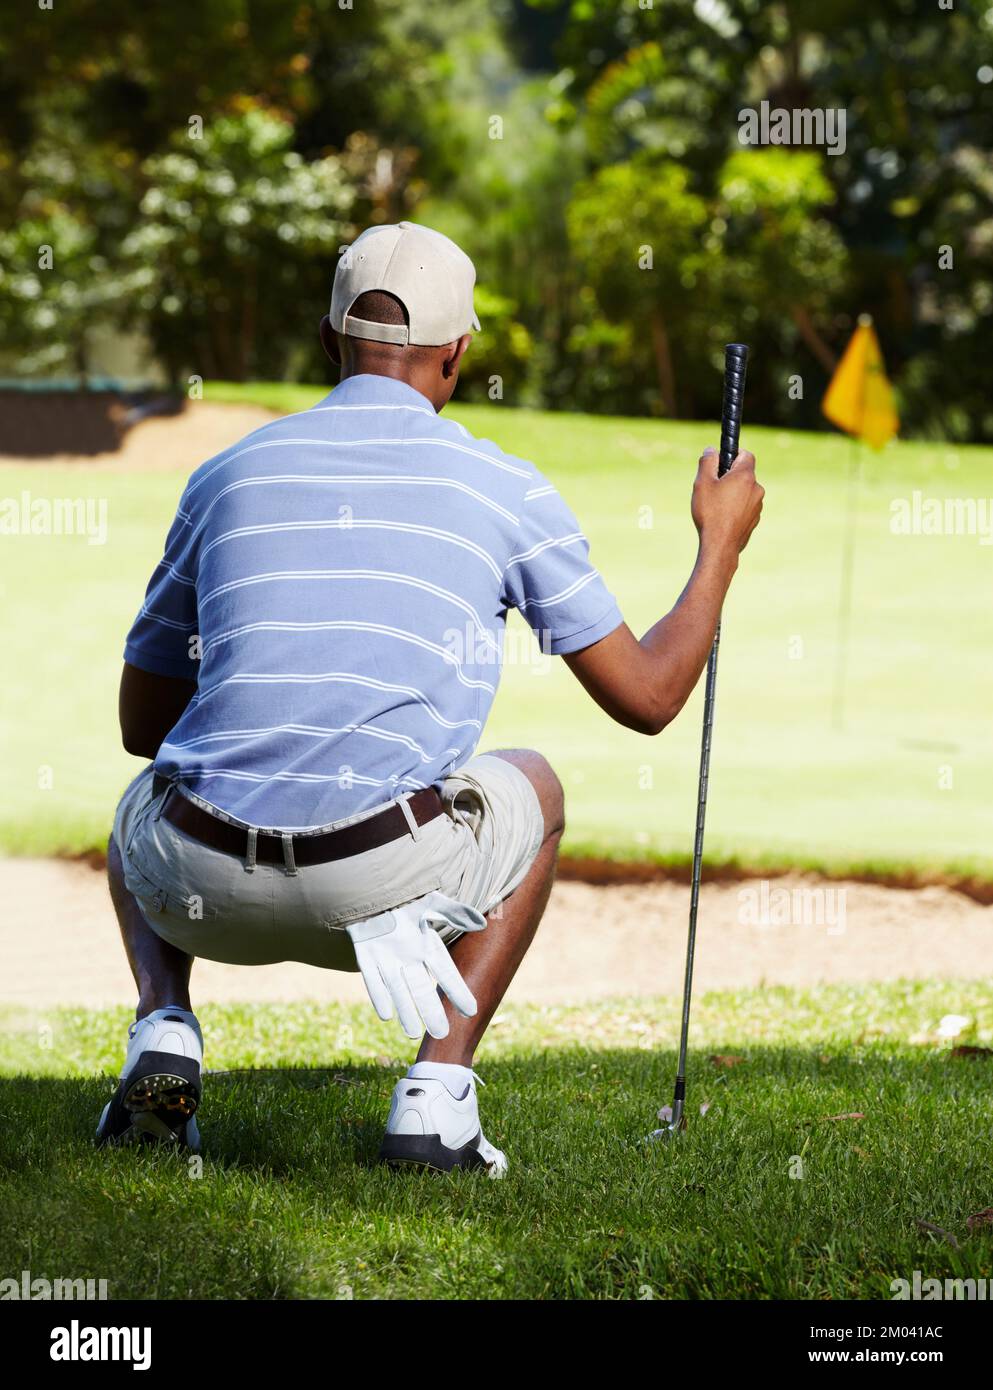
[{"xmin": 822, "ymin": 315, "xmax": 899, "ymax": 449}]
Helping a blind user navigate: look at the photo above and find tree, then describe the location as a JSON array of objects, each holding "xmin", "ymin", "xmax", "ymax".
[
  {"xmin": 567, "ymin": 158, "xmax": 710, "ymax": 417},
  {"xmin": 120, "ymin": 109, "xmax": 352, "ymax": 384}
]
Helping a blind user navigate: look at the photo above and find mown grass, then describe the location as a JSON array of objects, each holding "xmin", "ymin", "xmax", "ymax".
[
  {"xmin": 2, "ymin": 982, "xmax": 992, "ymax": 1300},
  {"xmin": 1, "ymin": 381, "xmax": 991, "ymax": 878}
]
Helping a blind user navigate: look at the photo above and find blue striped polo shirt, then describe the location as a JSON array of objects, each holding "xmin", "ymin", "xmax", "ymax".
[{"xmin": 124, "ymin": 373, "xmax": 624, "ymax": 830}]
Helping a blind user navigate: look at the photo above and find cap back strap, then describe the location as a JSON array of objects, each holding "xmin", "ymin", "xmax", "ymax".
[{"xmin": 342, "ymin": 315, "xmax": 410, "ymax": 346}]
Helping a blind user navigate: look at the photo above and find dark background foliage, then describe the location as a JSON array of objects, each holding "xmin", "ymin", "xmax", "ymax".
[{"xmin": 1, "ymin": 0, "xmax": 990, "ymax": 438}]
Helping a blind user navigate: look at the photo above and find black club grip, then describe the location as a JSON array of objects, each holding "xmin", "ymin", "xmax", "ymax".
[{"xmin": 718, "ymin": 342, "xmax": 749, "ymax": 477}]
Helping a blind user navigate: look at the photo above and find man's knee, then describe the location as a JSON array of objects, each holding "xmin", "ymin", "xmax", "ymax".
[{"xmin": 490, "ymin": 748, "xmax": 565, "ymax": 840}]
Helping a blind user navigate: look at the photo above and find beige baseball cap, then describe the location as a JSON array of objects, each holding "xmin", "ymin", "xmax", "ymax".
[{"xmin": 331, "ymin": 221, "xmax": 482, "ymax": 347}]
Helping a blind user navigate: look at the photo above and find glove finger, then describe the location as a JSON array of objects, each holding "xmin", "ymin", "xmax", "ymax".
[
  {"xmin": 402, "ymin": 963, "xmax": 450, "ymax": 1040},
  {"xmin": 425, "ymin": 935, "xmax": 478, "ymax": 1018},
  {"xmin": 356, "ymin": 950, "xmax": 395, "ymax": 1022},
  {"xmin": 381, "ymin": 962, "xmax": 425, "ymax": 1039}
]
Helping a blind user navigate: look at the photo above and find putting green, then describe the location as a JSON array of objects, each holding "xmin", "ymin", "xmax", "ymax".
[{"xmin": 1, "ymin": 385, "xmax": 990, "ymax": 877}]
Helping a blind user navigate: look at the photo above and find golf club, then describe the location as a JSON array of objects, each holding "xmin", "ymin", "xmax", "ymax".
[{"xmin": 658, "ymin": 341, "xmax": 749, "ymax": 1141}]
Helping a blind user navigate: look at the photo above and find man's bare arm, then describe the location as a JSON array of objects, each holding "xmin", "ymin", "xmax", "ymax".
[
  {"xmin": 119, "ymin": 662, "xmax": 197, "ymax": 759},
  {"xmin": 564, "ymin": 447, "xmax": 764, "ymax": 735}
]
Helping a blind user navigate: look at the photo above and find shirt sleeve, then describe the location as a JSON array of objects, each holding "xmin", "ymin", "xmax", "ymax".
[
  {"xmin": 123, "ymin": 492, "xmax": 200, "ymax": 679},
  {"xmin": 502, "ymin": 468, "xmax": 624, "ymax": 656}
]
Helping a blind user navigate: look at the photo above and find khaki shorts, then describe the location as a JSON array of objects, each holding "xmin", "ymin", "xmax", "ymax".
[{"xmin": 113, "ymin": 754, "xmax": 545, "ymax": 971}]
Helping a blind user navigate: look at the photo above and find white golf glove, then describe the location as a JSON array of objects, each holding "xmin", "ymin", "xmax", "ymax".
[{"xmin": 346, "ymin": 892, "xmax": 487, "ymax": 1039}]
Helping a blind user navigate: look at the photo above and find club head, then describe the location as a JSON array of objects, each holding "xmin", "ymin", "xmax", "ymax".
[{"xmin": 644, "ymin": 1098, "xmax": 686, "ymax": 1145}]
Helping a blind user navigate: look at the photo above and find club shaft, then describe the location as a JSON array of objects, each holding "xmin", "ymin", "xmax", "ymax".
[
  {"xmin": 670, "ymin": 343, "xmax": 748, "ymax": 1117},
  {"xmin": 674, "ymin": 621, "xmax": 721, "ymax": 1085}
]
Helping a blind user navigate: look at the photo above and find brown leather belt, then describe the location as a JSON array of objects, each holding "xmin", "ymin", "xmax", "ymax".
[{"xmin": 156, "ymin": 781, "xmax": 445, "ymax": 868}]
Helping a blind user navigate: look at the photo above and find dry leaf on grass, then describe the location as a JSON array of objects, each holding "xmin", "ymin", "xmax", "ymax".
[
  {"xmin": 949, "ymin": 1045, "xmax": 993, "ymax": 1059},
  {"xmin": 966, "ymin": 1208, "xmax": 993, "ymax": 1232},
  {"xmin": 709, "ymin": 1054, "xmax": 746, "ymax": 1068},
  {"xmin": 824, "ymin": 1111, "xmax": 865, "ymax": 1122}
]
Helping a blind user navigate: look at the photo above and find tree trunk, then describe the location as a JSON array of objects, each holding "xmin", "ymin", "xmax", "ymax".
[
  {"xmin": 791, "ymin": 304, "xmax": 838, "ymax": 374},
  {"xmin": 75, "ymin": 333, "xmax": 89, "ymax": 388},
  {"xmin": 649, "ymin": 307, "xmax": 677, "ymax": 417},
  {"xmin": 239, "ymin": 270, "xmax": 257, "ymax": 382}
]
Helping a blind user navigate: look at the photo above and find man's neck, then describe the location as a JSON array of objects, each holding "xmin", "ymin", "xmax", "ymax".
[
  {"xmin": 338, "ymin": 361, "xmax": 440, "ymax": 411},
  {"xmin": 333, "ymin": 369, "xmax": 439, "ymax": 412}
]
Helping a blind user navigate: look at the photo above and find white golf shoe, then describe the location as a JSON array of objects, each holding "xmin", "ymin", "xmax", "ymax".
[
  {"xmin": 95, "ymin": 1007, "xmax": 203, "ymax": 1152},
  {"xmin": 379, "ymin": 1062, "xmax": 508, "ymax": 1177}
]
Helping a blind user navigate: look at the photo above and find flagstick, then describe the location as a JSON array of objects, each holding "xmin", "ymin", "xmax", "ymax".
[{"xmin": 831, "ymin": 436, "xmax": 862, "ymax": 731}]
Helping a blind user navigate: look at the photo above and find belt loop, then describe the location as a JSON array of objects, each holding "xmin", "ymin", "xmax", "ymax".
[
  {"xmin": 282, "ymin": 833, "xmax": 298, "ymax": 876},
  {"xmin": 399, "ymin": 794, "xmax": 422, "ymax": 842},
  {"xmin": 244, "ymin": 826, "xmax": 257, "ymax": 873}
]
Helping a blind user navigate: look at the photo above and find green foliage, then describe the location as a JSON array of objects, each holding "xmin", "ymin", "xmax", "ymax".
[
  {"xmin": 456, "ymin": 285, "xmax": 533, "ymax": 401},
  {"xmin": 1, "ymin": 1, "xmax": 991, "ymax": 433},
  {"xmin": 713, "ymin": 149, "xmax": 847, "ymax": 369},
  {"xmin": 582, "ymin": 41, "xmax": 712, "ymax": 164},
  {"xmin": 0, "ymin": 102, "xmax": 147, "ymax": 377},
  {"xmin": 567, "ymin": 159, "xmax": 711, "ymax": 415},
  {"xmin": 120, "ymin": 109, "xmax": 352, "ymax": 383},
  {"xmin": 569, "ymin": 160, "xmax": 709, "ymax": 291},
  {"xmin": 564, "ymin": 148, "xmax": 846, "ymax": 419}
]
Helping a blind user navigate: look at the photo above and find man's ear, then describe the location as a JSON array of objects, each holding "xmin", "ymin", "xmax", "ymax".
[
  {"xmin": 441, "ymin": 334, "xmax": 472, "ymax": 379},
  {"xmin": 319, "ymin": 315, "xmax": 341, "ymax": 366}
]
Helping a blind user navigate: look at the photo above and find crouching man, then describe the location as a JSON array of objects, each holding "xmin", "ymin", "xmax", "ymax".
[{"xmin": 99, "ymin": 222, "xmax": 763, "ymax": 1174}]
